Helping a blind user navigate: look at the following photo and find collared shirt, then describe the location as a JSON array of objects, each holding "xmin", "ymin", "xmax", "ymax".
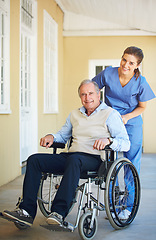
[{"xmin": 53, "ymin": 102, "xmax": 130, "ymax": 152}]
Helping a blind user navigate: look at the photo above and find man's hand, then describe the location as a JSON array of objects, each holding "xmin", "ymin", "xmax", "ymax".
[
  {"xmin": 93, "ymin": 138, "xmax": 110, "ymax": 150},
  {"xmin": 40, "ymin": 134, "xmax": 54, "ymax": 149}
]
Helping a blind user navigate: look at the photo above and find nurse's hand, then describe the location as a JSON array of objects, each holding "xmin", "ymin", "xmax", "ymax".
[
  {"xmin": 93, "ymin": 138, "xmax": 110, "ymax": 150},
  {"xmin": 121, "ymin": 102, "xmax": 147, "ymax": 124},
  {"xmin": 40, "ymin": 134, "xmax": 54, "ymax": 149},
  {"xmin": 121, "ymin": 115, "xmax": 128, "ymax": 124}
]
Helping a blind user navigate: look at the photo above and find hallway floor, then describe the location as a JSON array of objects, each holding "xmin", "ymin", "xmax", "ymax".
[{"xmin": 0, "ymin": 153, "xmax": 156, "ymax": 240}]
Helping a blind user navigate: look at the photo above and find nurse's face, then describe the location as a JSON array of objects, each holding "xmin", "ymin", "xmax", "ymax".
[
  {"xmin": 79, "ymin": 83, "xmax": 100, "ymax": 115},
  {"xmin": 120, "ymin": 53, "xmax": 140, "ymax": 76}
]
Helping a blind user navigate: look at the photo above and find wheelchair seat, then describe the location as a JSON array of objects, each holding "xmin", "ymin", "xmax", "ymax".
[
  {"xmin": 80, "ymin": 171, "xmax": 98, "ymax": 179},
  {"xmin": 50, "ymin": 141, "xmax": 114, "ymax": 179}
]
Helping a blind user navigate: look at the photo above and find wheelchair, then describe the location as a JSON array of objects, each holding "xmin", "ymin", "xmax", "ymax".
[
  {"xmin": 37, "ymin": 142, "xmax": 141, "ymax": 240},
  {"xmin": 14, "ymin": 142, "xmax": 140, "ymax": 240}
]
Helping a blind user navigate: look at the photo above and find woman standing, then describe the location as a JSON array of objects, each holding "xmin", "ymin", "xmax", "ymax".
[{"xmin": 92, "ymin": 46, "xmax": 155, "ymax": 174}]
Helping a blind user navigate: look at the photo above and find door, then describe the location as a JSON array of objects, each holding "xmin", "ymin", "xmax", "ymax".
[{"xmin": 20, "ymin": 0, "xmax": 37, "ymax": 166}]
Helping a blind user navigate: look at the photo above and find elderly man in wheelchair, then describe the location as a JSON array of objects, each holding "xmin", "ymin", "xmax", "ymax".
[{"xmin": 2, "ymin": 80, "xmax": 140, "ymax": 240}]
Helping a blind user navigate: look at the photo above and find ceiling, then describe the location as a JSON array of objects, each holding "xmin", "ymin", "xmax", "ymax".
[{"xmin": 55, "ymin": 0, "xmax": 156, "ymax": 36}]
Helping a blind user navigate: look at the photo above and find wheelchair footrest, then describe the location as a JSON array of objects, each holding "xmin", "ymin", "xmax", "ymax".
[
  {"xmin": 62, "ymin": 221, "xmax": 74, "ymax": 232},
  {"xmin": 40, "ymin": 222, "xmax": 74, "ymax": 232}
]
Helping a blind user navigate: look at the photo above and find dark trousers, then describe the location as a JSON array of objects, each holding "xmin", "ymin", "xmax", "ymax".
[{"xmin": 19, "ymin": 152, "xmax": 102, "ymax": 219}]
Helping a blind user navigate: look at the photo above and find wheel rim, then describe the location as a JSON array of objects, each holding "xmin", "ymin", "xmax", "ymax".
[
  {"xmin": 83, "ymin": 215, "xmax": 96, "ymax": 238},
  {"xmin": 78, "ymin": 212, "xmax": 98, "ymax": 239}
]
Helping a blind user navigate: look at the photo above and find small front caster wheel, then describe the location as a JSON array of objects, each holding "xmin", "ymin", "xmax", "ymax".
[
  {"xmin": 78, "ymin": 212, "xmax": 98, "ymax": 240},
  {"xmin": 14, "ymin": 221, "xmax": 30, "ymax": 230}
]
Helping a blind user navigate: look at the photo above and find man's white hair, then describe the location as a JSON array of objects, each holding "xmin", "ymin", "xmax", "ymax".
[{"xmin": 78, "ymin": 79, "xmax": 100, "ymax": 96}]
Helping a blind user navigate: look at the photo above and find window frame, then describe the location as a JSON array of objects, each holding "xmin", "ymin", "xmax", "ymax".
[
  {"xmin": 0, "ymin": 0, "xmax": 11, "ymax": 114},
  {"xmin": 43, "ymin": 10, "xmax": 58, "ymax": 114}
]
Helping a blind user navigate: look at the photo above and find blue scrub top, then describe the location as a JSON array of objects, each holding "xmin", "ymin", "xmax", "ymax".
[{"xmin": 92, "ymin": 67, "xmax": 155, "ymax": 126}]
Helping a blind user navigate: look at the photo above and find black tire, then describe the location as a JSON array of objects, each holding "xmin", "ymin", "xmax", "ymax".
[
  {"xmin": 14, "ymin": 221, "xmax": 30, "ymax": 230},
  {"xmin": 78, "ymin": 212, "xmax": 98, "ymax": 240},
  {"xmin": 104, "ymin": 157, "xmax": 140, "ymax": 229}
]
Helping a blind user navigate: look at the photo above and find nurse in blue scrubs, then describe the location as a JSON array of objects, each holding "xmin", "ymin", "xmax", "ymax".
[{"xmin": 92, "ymin": 46, "xmax": 155, "ymax": 175}]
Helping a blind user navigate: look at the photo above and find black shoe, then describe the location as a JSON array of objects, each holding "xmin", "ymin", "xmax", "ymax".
[
  {"xmin": 46, "ymin": 212, "xmax": 63, "ymax": 225},
  {"xmin": 2, "ymin": 209, "xmax": 33, "ymax": 227}
]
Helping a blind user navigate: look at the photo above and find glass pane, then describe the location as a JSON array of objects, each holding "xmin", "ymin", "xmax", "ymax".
[
  {"xmin": 44, "ymin": 11, "xmax": 58, "ymax": 113},
  {"xmin": 28, "ymin": 89, "xmax": 30, "ymax": 107},
  {"xmin": 96, "ymin": 66, "xmax": 103, "ymax": 75},
  {"xmin": 21, "ymin": 88, "xmax": 23, "ymax": 106},
  {"xmin": 0, "ymin": 3, "xmax": 10, "ymax": 109},
  {"xmin": 25, "ymin": 52, "xmax": 27, "ymax": 70},
  {"xmin": 1, "ymin": 82, "xmax": 4, "ymax": 104},
  {"xmin": 30, "ymin": 2, "xmax": 32, "ymax": 15},
  {"xmin": 1, "ymin": 37, "xmax": 3, "ymax": 58},
  {"xmin": 25, "ymin": 72, "xmax": 27, "ymax": 88},
  {"xmin": 28, "ymin": 38, "xmax": 30, "ymax": 56},
  {"xmin": 100, "ymin": 91, "xmax": 103, "ymax": 102},
  {"xmin": 2, "ymin": 14, "xmax": 4, "ymax": 35},
  {"xmin": 21, "ymin": 70, "xmax": 23, "ymax": 87},
  {"xmin": 21, "ymin": 35, "xmax": 23, "ymax": 51},
  {"xmin": 21, "ymin": 0, "xmax": 33, "ymax": 29},
  {"xmin": 25, "ymin": 90, "xmax": 27, "ymax": 107},
  {"xmin": 25, "ymin": 36, "xmax": 27, "ymax": 51},
  {"xmin": 1, "ymin": 61, "xmax": 3, "ymax": 78}
]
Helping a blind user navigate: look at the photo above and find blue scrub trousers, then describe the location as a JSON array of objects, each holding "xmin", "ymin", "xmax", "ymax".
[
  {"xmin": 19, "ymin": 152, "xmax": 102, "ymax": 219},
  {"xmin": 124, "ymin": 124, "xmax": 143, "ymax": 174},
  {"xmin": 123, "ymin": 124, "xmax": 142, "ymax": 210}
]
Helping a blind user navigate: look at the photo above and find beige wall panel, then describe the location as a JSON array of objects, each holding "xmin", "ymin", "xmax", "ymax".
[
  {"xmin": 0, "ymin": 0, "xmax": 21, "ymax": 186},
  {"xmin": 0, "ymin": 0, "xmax": 64, "ymax": 186},
  {"xmin": 63, "ymin": 36, "xmax": 156, "ymax": 153}
]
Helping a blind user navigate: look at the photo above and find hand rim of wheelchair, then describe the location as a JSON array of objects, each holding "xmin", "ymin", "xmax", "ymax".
[{"xmin": 104, "ymin": 157, "xmax": 140, "ymax": 230}]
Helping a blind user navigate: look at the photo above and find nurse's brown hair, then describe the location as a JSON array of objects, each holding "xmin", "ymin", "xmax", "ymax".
[{"xmin": 122, "ymin": 46, "xmax": 144, "ymax": 80}]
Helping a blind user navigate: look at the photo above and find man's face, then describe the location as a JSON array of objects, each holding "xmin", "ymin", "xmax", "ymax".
[{"xmin": 79, "ymin": 83, "xmax": 100, "ymax": 114}]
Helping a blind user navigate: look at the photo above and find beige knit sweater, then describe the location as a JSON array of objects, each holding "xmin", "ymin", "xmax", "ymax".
[{"xmin": 68, "ymin": 107, "xmax": 113, "ymax": 155}]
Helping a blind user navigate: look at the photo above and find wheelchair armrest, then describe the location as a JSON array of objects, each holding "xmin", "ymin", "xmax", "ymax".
[
  {"xmin": 49, "ymin": 142, "xmax": 66, "ymax": 149},
  {"xmin": 104, "ymin": 145, "xmax": 113, "ymax": 151}
]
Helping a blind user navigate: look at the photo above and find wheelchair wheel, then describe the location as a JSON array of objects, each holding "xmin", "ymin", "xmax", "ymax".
[
  {"xmin": 78, "ymin": 212, "xmax": 98, "ymax": 240},
  {"xmin": 14, "ymin": 221, "xmax": 30, "ymax": 230},
  {"xmin": 104, "ymin": 157, "xmax": 140, "ymax": 230},
  {"xmin": 38, "ymin": 174, "xmax": 62, "ymax": 217},
  {"xmin": 38, "ymin": 173, "xmax": 78, "ymax": 217}
]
